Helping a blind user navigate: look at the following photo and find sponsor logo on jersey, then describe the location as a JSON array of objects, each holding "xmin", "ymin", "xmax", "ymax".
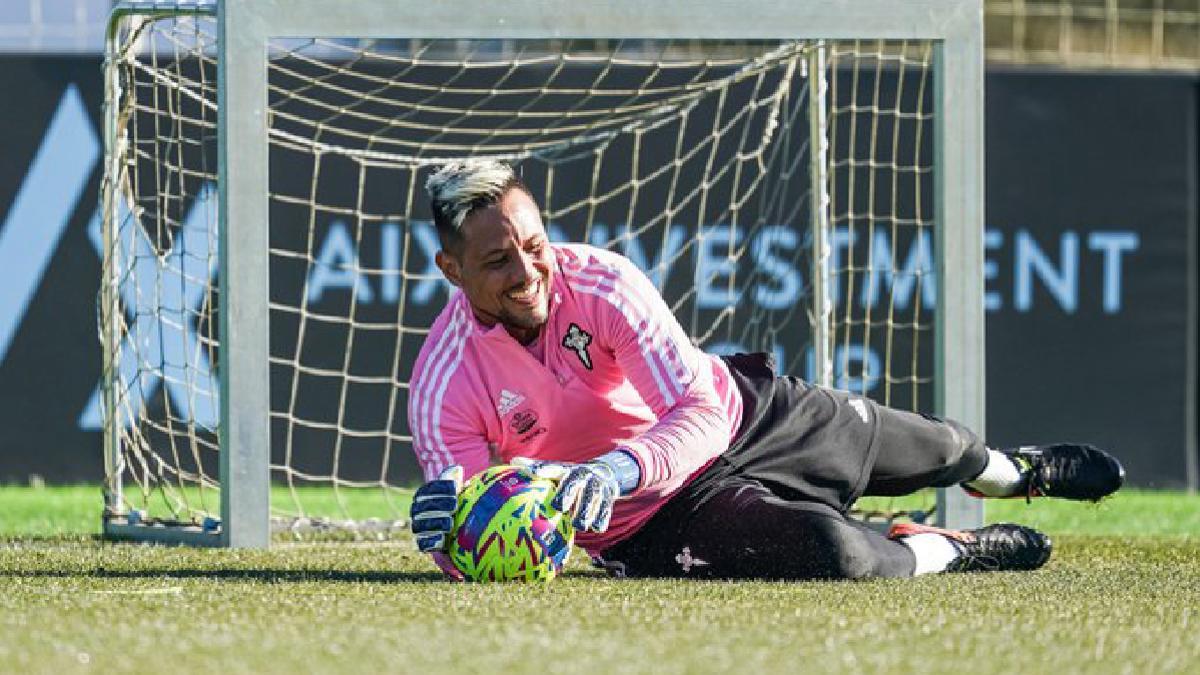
[
  {"xmin": 519, "ymin": 427, "xmax": 547, "ymax": 444},
  {"xmin": 510, "ymin": 409, "xmax": 539, "ymax": 435},
  {"xmin": 562, "ymin": 322, "xmax": 593, "ymax": 370},
  {"xmin": 495, "ymin": 389, "xmax": 525, "ymax": 416}
]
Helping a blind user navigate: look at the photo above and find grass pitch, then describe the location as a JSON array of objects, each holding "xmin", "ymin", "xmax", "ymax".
[{"xmin": 1, "ymin": 488, "xmax": 1197, "ymax": 674}]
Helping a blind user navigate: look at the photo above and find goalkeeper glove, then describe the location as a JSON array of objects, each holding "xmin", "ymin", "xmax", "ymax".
[
  {"xmin": 410, "ymin": 465, "xmax": 465, "ymax": 580},
  {"xmin": 513, "ymin": 450, "xmax": 640, "ymax": 533}
]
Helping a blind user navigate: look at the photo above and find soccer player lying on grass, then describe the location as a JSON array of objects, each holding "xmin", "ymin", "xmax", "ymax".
[{"xmin": 408, "ymin": 159, "xmax": 1125, "ymax": 580}]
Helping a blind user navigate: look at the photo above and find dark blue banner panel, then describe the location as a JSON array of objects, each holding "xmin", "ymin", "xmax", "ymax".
[
  {"xmin": 0, "ymin": 58, "xmax": 104, "ymax": 482},
  {"xmin": 0, "ymin": 58, "xmax": 1192, "ymax": 488},
  {"xmin": 985, "ymin": 72, "xmax": 1196, "ymax": 489}
]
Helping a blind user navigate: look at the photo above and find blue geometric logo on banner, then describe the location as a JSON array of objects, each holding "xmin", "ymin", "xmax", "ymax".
[
  {"xmin": 0, "ymin": 84, "xmax": 98, "ymax": 365},
  {"xmin": 78, "ymin": 184, "xmax": 220, "ymax": 430}
]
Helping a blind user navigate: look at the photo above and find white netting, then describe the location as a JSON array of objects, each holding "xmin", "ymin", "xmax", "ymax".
[{"xmin": 101, "ymin": 8, "xmax": 936, "ymax": 536}]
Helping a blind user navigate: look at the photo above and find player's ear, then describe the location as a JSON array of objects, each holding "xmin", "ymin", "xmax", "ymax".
[{"xmin": 436, "ymin": 250, "xmax": 463, "ymax": 287}]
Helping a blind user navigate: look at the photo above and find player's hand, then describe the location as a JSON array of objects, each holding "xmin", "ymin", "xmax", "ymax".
[
  {"xmin": 410, "ymin": 464, "xmax": 463, "ymax": 553},
  {"xmin": 512, "ymin": 458, "xmax": 618, "ymax": 533},
  {"xmin": 410, "ymin": 465, "xmax": 466, "ymax": 581}
]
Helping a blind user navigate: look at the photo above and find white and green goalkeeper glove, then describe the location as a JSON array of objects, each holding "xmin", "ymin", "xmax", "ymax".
[{"xmin": 513, "ymin": 450, "xmax": 640, "ymax": 533}]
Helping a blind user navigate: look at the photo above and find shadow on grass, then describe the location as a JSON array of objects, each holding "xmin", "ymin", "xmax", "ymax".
[
  {"xmin": 0, "ymin": 567, "xmax": 448, "ymax": 583},
  {"xmin": 0, "ymin": 534, "xmax": 100, "ymax": 543},
  {"xmin": 1, "ymin": 534, "xmax": 449, "ymax": 582}
]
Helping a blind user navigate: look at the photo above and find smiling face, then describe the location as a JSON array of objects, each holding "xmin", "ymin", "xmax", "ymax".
[{"xmin": 435, "ymin": 187, "xmax": 554, "ymax": 344}]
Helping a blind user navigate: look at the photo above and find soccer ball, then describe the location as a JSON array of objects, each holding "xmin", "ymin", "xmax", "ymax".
[{"xmin": 447, "ymin": 465, "xmax": 575, "ymax": 582}]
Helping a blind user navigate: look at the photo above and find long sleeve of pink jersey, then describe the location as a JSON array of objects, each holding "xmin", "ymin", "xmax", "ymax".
[
  {"xmin": 407, "ymin": 301, "xmax": 491, "ymax": 482},
  {"xmin": 410, "ymin": 403, "xmax": 490, "ymax": 482},
  {"xmin": 582, "ymin": 255, "xmax": 733, "ymax": 490}
]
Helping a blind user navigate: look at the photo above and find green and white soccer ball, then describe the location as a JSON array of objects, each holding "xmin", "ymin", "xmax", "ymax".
[{"xmin": 447, "ymin": 465, "xmax": 575, "ymax": 582}]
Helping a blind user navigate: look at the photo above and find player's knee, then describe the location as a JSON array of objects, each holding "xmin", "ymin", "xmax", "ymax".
[
  {"xmin": 941, "ymin": 419, "xmax": 990, "ymax": 483},
  {"xmin": 922, "ymin": 415, "xmax": 981, "ymax": 471},
  {"xmin": 814, "ymin": 524, "xmax": 876, "ymax": 580},
  {"xmin": 831, "ymin": 547, "xmax": 874, "ymax": 580}
]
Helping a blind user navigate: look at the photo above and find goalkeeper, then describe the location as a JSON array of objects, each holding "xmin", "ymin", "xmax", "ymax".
[{"xmin": 408, "ymin": 159, "xmax": 1124, "ymax": 580}]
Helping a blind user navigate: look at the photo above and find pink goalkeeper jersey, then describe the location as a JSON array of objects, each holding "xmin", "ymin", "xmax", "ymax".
[{"xmin": 409, "ymin": 243, "xmax": 743, "ymax": 554}]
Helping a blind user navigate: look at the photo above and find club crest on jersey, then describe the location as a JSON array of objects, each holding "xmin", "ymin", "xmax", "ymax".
[
  {"xmin": 675, "ymin": 546, "xmax": 709, "ymax": 573},
  {"xmin": 562, "ymin": 323, "xmax": 593, "ymax": 370},
  {"xmin": 496, "ymin": 389, "xmax": 525, "ymax": 417}
]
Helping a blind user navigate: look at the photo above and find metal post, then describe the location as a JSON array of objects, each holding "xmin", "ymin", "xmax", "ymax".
[
  {"xmin": 808, "ymin": 41, "xmax": 834, "ymax": 388},
  {"xmin": 100, "ymin": 10, "xmax": 126, "ymax": 521},
  {"xmin": 219, "ymin": 0, "xmax": 272, "ymax": 547},
  {"xmin": 933, "ymin": 4, "xmax": 987, "ymax": 530}
]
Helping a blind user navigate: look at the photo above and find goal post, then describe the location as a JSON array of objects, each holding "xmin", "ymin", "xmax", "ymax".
[{"xmin": 101, "ymin": 0, "xmax": 985, "ymax": 548}]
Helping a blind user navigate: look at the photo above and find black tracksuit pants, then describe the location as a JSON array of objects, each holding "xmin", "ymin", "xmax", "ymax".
[{"xmin": 601, "ymin": 353, "xmax": 989, "ymax": 580}]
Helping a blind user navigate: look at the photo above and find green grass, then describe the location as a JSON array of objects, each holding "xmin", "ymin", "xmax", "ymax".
[
  {"xmin": 1, "ymin": 487, "xmax": 1198, "ymax": 674},
  {"xmin": 5, "ymin": 485, "xmax": 1195, "ymax": 538}
]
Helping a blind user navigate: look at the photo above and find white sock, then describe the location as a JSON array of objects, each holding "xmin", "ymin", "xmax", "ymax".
[
  {"xmin": 900, "ymin": 533, "xmax": 962, "ymax": 575},
  {"xmin": 964, "ymin": 448, "xmax": 1027, "ymax": 497}
]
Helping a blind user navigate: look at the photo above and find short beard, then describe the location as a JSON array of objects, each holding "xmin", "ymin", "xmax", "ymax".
[
  {"xmin": 496, "ymin": 303, "xmax": 547, "ymax": 344},
  {"xmin": 501, "ymin": 306, "xmax": 545, "ymax": 327}
]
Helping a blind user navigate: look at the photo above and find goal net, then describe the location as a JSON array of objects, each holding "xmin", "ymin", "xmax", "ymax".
[{"xmin": 101, "ymin": 1, "xmax": 975, "ymax": 543}]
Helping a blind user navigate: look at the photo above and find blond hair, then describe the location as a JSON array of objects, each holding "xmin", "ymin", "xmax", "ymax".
[{"xmin": 426, "ymin": 160, "xmax": 529, "ymax": 253}]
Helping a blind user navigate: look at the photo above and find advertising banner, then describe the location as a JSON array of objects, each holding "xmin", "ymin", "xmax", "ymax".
[
  {"xmin": 0, "ymin": 57, "xmax": 1193, "ymax": 488},
  {"xmin": 985, "ymin": 72, "xmax": 1197, "ymax": 489}
]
